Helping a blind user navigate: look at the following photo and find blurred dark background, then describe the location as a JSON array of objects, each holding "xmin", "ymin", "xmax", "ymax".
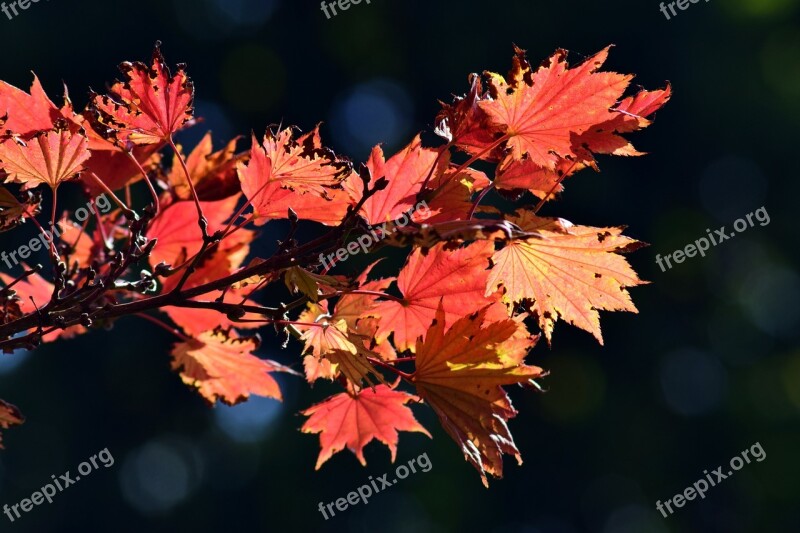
[{"xmin": 0, "ymin": 0, "xmax": 798, "ymax": 531}]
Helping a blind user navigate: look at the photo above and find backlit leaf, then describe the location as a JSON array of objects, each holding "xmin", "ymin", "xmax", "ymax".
[
  {"xmin": 486, "ymin": 210, "xmax": 645, "ymax": 343},
  {"xmin": 301, "ymin": 384, "xmax": 430, "ymax": 469},
  {"xmin": 170, "ymin": 329, "xmax": 296, "ymax": 405}
]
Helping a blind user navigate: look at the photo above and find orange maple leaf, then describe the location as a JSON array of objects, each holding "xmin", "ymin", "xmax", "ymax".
[
  {"xmin": 410, "ymin": 304, "xmax": 542, "ymax": 485},
  {"xmin": 413, "ymin": 166, "xmax": 490, "ymax": 224},
  {"xmin": 480, "ymin": 46, "xmax": 632, "ymax": 170},
  {"xmin": 0, "ymin": 127, "xmax": 90, "ymax": 191},
  {"xmin": 295, "ymin": 262, "xmax": 396, "ymax": 386},
  {"xmin": 486, "ymin": 210, "xmax": 646, "ymax": 344},
  {"xmin": 493, "ymin": 156, "xmax": 584, "ymax": 199},
  {"xmin": 574, "ymin": 84, "xmax": 672, "ymax": 158},
  {"xmin": 332, "ymin": 263, "xmax": 396, "ymax": 352},
  {"xmin": 296, "ymin": 291, "xmax": 391, "ymax": 388},
  {"xmin": 303, "ymin": 353, "xmax": 337, "ymax": 384},
  {"xmin": 238, "ymin": 126, "xmax": 352, "ymax": 225},
  {"xmin": 170, "ymin": 329, "xmax": 296, "ymax": 405},
  {"xmin": 301, "ymin": 384, "xmax": 430, "ymax": 469},
  {"xmin": 297, "ymin": 302, "xmax": 358, "ymax": 358}
]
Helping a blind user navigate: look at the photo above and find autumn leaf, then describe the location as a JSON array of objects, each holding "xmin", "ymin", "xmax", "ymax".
[
  {"xmin": 248, "ymin": 184, "xmax": 354, "ymax": 226},
  {"xmin": 284, "ymin": 267, "xmax": 342, "ymax": 302},
  {"xmin": 412, "ymin": 166, "xmax": 490, "ymax": 224},
  {"xmin": 147, "ymin": 195, "xmax": 253, "ymax": 292},
  {"xmin": 410, "ymin": 304, "xmax": 542, "ymax": 485},
  {"xmin": 480, "ymin": 46, "xmax": 632, "ymax": 169},
  {"xmin": 0, "ymin": 126, "xmax": 90, "ymax": 190},
  {"xmin": 0, "ymin": 75, "xmax": 71, "ymax": 136},
  {"xmin": 435, "ymin": 75, "xmax": 504, "ymax": 160},
  {"xmin": 372, "ymin": 240, "xmax": 498, "ymax": 351},
  {"xmin": 168, "ymin": 132, "xmax": 242, "ymax": 201},
  {"xmin": 326, "ymin": 349, "xmax": 386, "ymax": 389},
  {"xmin": 0, "ymin": 399, "xmax": 24, "ymax": 449},
  {"xmin": 344, "ymin": 136, "xmax": 444, "ymax": 225},
  {"xmin": 332, "ymin": 262, "xmax": 394, "ymax": 337},
  {"xmin": 486, "ymin": 210, "xmax": 646, "ymax": 343},
  {"xmin": 301, "ymin": 384, "xmax": 430, "ymax": 469},
  {"xmin": 148, "ymin": 196, "xmax": 240, "ymax": 267},
  {"xmin": 238, "ymin": 126, "xmax": 352, "ymax": 225},
  {"xmin": 171, "ymin": 329, "xmax": 296, "ymax": 405},
  {"xmin": 303, "ymin": 354, "xmax": 337, "ymax": 384},
  {"xmin": 89, "ymin": 43, "xmax": 194, "ymax": 145},
  {"xmin": 574, "ymin": 84, "xmax": 672, "ymax": 159},
  {"xmin": 251, "ymin": 126, "xmax": 350, "ymax": 194},
  {"xmin": 493, "ymin": 156, "xmax": 584, "ymax": 199},
  {"xmin": 295, "ymin": 265, "xmax": 394, "ymax": 386},
  {"xmin": 296, "ymin": 302, "xmax": 357, "ymax": 358},
  {"xmin": 331, "ymin": 265, "xmax": 398, "ymax": 362}
]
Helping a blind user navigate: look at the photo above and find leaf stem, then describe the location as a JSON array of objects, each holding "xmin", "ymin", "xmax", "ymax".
[{"xmin": 367, "ymin": 357, "xmax": 412, "ymax": 380}]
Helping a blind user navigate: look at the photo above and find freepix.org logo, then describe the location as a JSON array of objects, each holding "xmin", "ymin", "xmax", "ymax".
[
  {"xmin": 3, "ymin": 448, "xmax": 115, "ymax": 523},
  {"xmin": 1, "ymin": 0, "xmax": 51, "ymax": 21}
]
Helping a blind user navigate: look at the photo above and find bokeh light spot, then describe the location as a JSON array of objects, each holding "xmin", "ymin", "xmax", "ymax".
[
  {"xmin": 214, "ymin": 395, "xmax": 282, "ymax": 444},
  {"xmin": 330, "ymin": 79, "xmax": 413, "ymax": 159},
  {"xmin": 119, "ymin": 438, "xmax": 205, "ymax": 515},
  {"xmin": 738, "ymin": 264, "xmax": 800, "ymax": 338}
]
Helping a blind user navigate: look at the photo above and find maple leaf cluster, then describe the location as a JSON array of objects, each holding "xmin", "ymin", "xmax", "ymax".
[{"xmin": 0, "ymin": 43, "xmax": 669, "ymax": 484}]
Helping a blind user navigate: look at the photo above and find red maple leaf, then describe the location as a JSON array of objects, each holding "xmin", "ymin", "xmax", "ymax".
[
  {"xmin": 301, "ymin": 384, "xmax": 430, "ymax": 468},
  {"xmin": 345, "ymin": 135, "xmax": 444, "ymax": 225},
  {"xmin": 147, "ymin": 195, "xmax": 253, "ymax": 292},
  {"xmin": 480, "ymin": 46, "xmax": 631, "ymax": 169},
  {"xmin": 372, "ymin": 241, "xmax": 499, "ymax": 351},
  {"xmin": 89, "ymin": 43, "xmax": 194, "ymax": 145},
  {"xmin": 0, "ymin": 75, "xmax": 71, "ymax": 136}
]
